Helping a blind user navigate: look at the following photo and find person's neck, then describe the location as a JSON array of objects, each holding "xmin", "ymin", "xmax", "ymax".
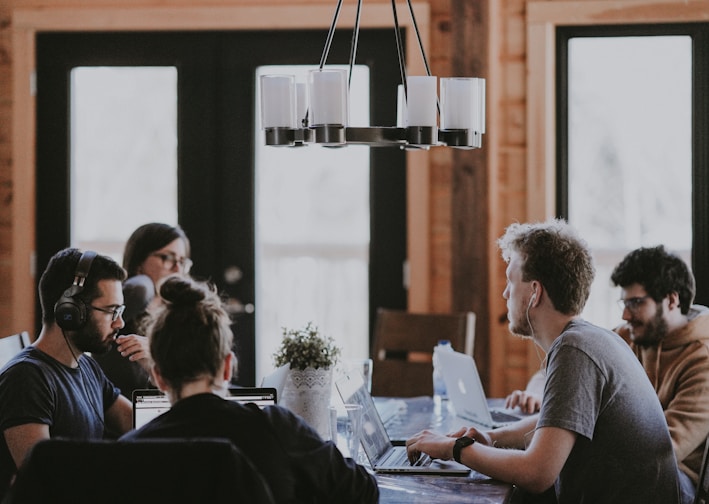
[
  {"xmin": 665, "ymin": 308, "xmax": 690, "ymax": 336},
  {"xmin": 33, "ymin": 325, "xmax": 83, "ymax": 368},
  {"xmin": 535, "ymin": 312, "xmax": 580, "ymax": 352},
  {"xmin": 167, "ymin": 378, "xmax": 226, "ymax": 405}
]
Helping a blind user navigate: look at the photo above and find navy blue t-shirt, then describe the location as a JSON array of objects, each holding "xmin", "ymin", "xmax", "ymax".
[{"xmin": 0, "ymin": 347, "xmax": 120, "ymax": 496}]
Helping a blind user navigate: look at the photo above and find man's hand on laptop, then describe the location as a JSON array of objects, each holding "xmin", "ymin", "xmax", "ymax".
[
  {"xmin": 405, "ymin": 427, "xmax": 491, "ymax": 464},
  {"xmin": 406, "ymin": 430, "xmax": 456, "ymax": 464},
  {"xmin": 504, "ymin": 389, "xmax": 542, "ymax": 414}
]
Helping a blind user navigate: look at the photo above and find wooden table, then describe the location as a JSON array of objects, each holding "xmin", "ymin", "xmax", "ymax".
[{"xmin": 373, "ymin": 396, "xmax": 513, "ymax": 504}]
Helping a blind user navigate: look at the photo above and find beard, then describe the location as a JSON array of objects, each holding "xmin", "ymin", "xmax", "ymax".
[
  {"xmin": 630, "ymin": 305, "xmax": 668, "ymax": 347},
  {"xmin": 508, "ymin": 303, "xmax": 534, "ymax": 339},
  {"xmin": 71, "ymin": 316, "xmax": 116, "ymax": 355}
]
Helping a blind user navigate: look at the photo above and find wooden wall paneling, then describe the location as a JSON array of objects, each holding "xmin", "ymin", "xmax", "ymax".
[{"xmin": 449, "ymin": 0, "xmax": 495, "ymax": 391}]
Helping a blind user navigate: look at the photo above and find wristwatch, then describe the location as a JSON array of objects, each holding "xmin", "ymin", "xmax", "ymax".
[{"xmin": 453, "ymin": 436, "xmax": 475, "ymax": 464}]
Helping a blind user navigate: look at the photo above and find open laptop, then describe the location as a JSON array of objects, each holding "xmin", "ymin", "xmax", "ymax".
[
  {"xmin": 335, "ymin": 371, "xmax": 470, "ymax": 475},
  {"xmin": 132, "ymin": 387, "xmax": 277, "ymax": 429},
  {"xmin": 437, "ymin": 350, "xmax": 523, "ymax": 429}
]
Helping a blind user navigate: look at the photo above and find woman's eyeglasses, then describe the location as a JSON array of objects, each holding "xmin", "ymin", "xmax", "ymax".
[{"xmin": 151, "ymin": 252, "xmax": 193, "ymax": 273}]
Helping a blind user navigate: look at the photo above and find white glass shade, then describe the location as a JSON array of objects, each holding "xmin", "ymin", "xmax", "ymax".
[
  {"xmin": 406, "ymin": 76, "xmax": 437, "ymax": 127},
  {"xmin": 440, "ymin": 77, "xmax": 485, "ymax": 132},
  {"xmin": 260, "ymin": 75, "xmax": 296, "ymax": 129},
  {"xmin": 309, "ymin": 68, "xmax": 349, "ymax": 126},
  {"xmin": 396, "ymin": 84, "xmax": 407, "ymax": 127}
]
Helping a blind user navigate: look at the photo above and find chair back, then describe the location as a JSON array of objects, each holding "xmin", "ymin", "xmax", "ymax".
[
  {"xmin": 0, "ymin": 332, "xmax": 30, "ymax": 369},
  {"xmin": 371, "ymin": 308, "xmax": 475, "ymax": 397},
  {"xmin": 695, "ymin": 437, "xmax": 709, "ymax": 504},
  {"xmin": 5, "ymin": 438, "xmax": 275, "ymax": 504}
]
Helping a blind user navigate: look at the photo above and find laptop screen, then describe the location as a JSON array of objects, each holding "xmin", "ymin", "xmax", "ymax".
[
  {"xmin": 335, "ymin": 372, "xmax": 392, "ymax": 462},
  {"xmin": 132, "ymin": 387, "xmax": 277, "ymax": 429}
]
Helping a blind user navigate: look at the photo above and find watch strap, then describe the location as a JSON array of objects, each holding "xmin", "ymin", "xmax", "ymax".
[{"xmin": 453, "ymin": 436, "xmax": 475, "ymax": 464}]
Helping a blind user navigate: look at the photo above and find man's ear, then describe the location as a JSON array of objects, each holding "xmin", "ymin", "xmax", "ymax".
[{"xmin": 668, "ymin": 291, "xmax": 681, "ymax": 311}]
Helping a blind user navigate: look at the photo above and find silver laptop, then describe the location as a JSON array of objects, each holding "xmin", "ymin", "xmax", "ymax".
[
  {"xmin": 437, "ymin": 350, "xmax": 522, "ymax": 429},
  {"xmin": 132, "ymin": 387, "xmax": 277, "ymax": 429},
  {"xmin": 335, "ymin": 371, "xmax": 470, "ymax": 475}
]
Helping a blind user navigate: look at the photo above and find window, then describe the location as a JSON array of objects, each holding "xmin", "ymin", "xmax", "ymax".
[
  {"xmin": 558, "ymin": 24, "xmax": 708, "ymax": 329},
  {"xmin": 70, "ymin": 67, "xmax": 178, "ymax": 263}
]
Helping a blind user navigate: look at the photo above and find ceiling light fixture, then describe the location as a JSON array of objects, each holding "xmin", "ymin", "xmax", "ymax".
[{"xmin": 259, "ymin": 0, "xmax": 486, "ymax": 150}]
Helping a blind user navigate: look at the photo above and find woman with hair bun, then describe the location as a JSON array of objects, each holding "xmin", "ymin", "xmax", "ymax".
[{"xmin": 120, "ymin": 275, "xmax": 378, "ymax": 504}]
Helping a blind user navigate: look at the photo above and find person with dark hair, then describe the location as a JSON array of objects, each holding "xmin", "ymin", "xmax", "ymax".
[
  {"xmin": 0, "ymin": 248, "xmax": 136, "ymax": 498},
  {"xmin": 611, "ymin": 245, "xmax": 709, "ymax": 504},
  {"xmin": 406, "ymin": 219, "xmax": 680, "ymax": 503},
  {"xmin": 119, "ymin": 275, "xmax": 378, "ymax": 504},
  {"xmin": 94, "ymin": 222, "xmax": 192, "ymax": 398}
]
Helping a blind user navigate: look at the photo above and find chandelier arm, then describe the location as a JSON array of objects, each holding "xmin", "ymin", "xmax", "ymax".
[
  {"xmin": 405, "ymin": 0, "xmax": 432, "ymax": 77},
  {"xmin": 319, "ymin": 0, "xmax": 345, "ymax": 69},
  {"xmin": 391, "ymin": 0, "xmax": 408, "ymax": 98},
  {"xmin": 348, "ymin": 0, "xmax": 363, "ymax": 89}
]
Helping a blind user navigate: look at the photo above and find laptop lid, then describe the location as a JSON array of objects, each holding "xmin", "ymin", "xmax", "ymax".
[
  {"xmin": 335, "ymin": 371, "xmax": 393, "ymax": 463},
  {"xmin": 335, "ymin": 371, "xmax": 470, "ymax": 475},
  {"xmin": 437, "ymin": 350, "xmax": 510, "ymax": 428},
  {"xmin": 132, "ymin": 387, "xmax": 278, "ymax": 429}
]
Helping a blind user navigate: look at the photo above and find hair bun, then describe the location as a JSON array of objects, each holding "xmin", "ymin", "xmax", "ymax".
[{"xmin": 159, "ymin": 276, "xmax": 206, "ymax": 307}]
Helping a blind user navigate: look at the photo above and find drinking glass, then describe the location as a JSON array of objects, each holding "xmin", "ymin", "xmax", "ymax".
[{"xmin": 329, "ymin": 403, "xmax": 363, "ymax": 460}]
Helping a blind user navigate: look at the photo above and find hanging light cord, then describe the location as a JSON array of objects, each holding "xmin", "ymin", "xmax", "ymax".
[{"xmin": 319, "ymin": 0, "xmax": 344, "ymax": 70}]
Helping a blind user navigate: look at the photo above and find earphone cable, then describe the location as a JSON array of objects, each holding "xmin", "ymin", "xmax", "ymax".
[{"xmin": 60, "ymin": 329, "xmax": 106, "ymax": 429}]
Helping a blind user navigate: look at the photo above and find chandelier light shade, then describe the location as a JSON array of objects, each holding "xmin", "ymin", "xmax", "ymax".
[{"xmin": 259, "ymin": 0, "xmax": 486, "ymax": 150}]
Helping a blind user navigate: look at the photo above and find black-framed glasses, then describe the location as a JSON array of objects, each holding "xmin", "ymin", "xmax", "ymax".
[
  {"xmin": 151, "ymin": 252, "xmax": 193, "ymax": 273},
  {"xmin": 617, "ymin": 295, "xmax": 652, "ymax": 312},
  {"xmin": 90, "ymin": 304, "xmax": 126, "ymax": 322}
]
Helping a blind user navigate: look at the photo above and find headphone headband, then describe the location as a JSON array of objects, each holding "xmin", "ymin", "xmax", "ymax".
[
  {"xmin": 71, "ymin": 250, "xmax": 97, "ymax": 290},
  {"xmin": 54, "ymin": 250, "xmax": 98, "ymax": 330}
]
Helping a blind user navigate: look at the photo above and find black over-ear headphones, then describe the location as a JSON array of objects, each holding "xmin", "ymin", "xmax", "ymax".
[{"xmin": 54, "ymin": 250, "xmax": 97, "ymax": 331}]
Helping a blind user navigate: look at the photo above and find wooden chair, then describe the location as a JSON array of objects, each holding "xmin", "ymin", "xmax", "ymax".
[
  {"xmin": 695, "ymin": 437, "xmax": 709, "ymax": 504},
  {"xmin": 370, "ymin": 308, "xmax": 475, "ymax": 397},
  {"xmin": 5, "ymin": 438, "xmax": 275, "ymax": 504}
]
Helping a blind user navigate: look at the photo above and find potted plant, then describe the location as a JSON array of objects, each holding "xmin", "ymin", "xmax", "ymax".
[{"xmin": 273, "ymin": 322, "xmax": 340, "ymax": 438}]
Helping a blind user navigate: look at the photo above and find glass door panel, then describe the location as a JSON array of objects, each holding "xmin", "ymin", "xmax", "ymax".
[
  {"xmin": 567, "ymin": 36, "xmax": 692, "ymax": 329},
  {"xmin": 70, "ymin": 66, "xmax": 178, "ymax": 264}
]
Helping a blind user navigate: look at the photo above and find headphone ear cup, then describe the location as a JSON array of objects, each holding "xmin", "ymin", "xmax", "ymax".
[{"xmin": 54, "ymin": 287, "xmax": 88, "ymax": 331}]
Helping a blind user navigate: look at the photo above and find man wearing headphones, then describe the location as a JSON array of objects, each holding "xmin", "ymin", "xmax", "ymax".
[{"xmin": 0, "ymin": 248, "xmax": 139, "ymax": 497}]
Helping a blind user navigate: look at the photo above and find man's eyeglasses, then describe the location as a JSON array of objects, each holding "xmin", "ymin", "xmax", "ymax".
[
  {"xmin": 151, "ymin": 252, "xmax": 193, "ymax": 273},
  {"xmin": 617, "ymin": 295, "xmax": 652, "ymax": 312},
  {"xmin": 90, "ymin": 304, "xmax": 126, "ymax": 322}
]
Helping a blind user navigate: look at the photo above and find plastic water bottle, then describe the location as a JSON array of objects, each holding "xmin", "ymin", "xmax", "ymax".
[{"xmin": 432, "ymin": 339, "xmax": 453, "ymax": 408}]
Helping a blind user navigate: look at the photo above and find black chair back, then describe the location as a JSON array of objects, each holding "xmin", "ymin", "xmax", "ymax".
[{"xmin": 4, "ymin": 438, "xmax": 275, "ymax": 504}]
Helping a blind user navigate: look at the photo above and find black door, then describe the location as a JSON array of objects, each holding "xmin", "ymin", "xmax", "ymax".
[{"xmin": 36, "ymin": 29, "xmax": 406, "ymax": 385}]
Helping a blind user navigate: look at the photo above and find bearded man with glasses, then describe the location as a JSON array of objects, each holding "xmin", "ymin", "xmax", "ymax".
[
  {"xmin": 0, "ymin": 248, "xmax": 141, "ymax": 499},
  {"xmin": 611, "ymin": 245, "xmax": 709, "ymax": 504}
]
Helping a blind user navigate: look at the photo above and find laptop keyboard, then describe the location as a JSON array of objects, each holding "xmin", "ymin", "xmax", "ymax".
[
  {"xmin": 490, "ymin": 409, "xmax": 520, "ymax": 424},
  {"xmin": 382, "ymin": 447, "xmax": 431, "ymax": 467}
]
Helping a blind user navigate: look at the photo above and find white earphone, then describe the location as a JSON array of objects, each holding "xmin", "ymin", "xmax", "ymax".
[{"xmin": 528, "ymin": 292, "xmax": 537, "ymax": 308}]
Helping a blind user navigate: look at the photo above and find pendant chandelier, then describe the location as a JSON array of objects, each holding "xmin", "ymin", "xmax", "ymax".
[{"xmin": 258, "ymin": 0, "xmax": 486, "ymax": 150}]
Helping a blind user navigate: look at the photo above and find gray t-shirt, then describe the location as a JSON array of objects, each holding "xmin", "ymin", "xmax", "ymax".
[{"xmin": 538, "ymin": 319, "xmax": 680, "ymax": 504}]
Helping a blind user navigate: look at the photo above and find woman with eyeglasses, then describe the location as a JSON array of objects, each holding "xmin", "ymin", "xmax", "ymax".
[{"xmin": 95, "ymin": 222, "xmax": 193, "ymax": 401}]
